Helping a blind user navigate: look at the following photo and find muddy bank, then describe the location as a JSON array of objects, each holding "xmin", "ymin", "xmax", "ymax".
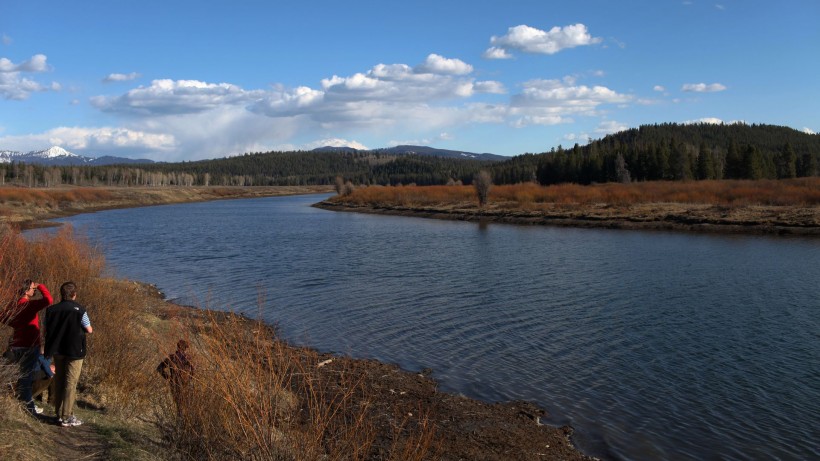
[
  {"xmin": 314, "ymin": 200, "xmax": 820, "ymax": 236},
  {"xmin": 137, "ymin": 283, "xmax": 593, "ymax": 461}
]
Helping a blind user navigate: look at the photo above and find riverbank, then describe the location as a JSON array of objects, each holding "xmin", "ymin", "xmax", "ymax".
[
  {"xmin": 1, "ymin": 206, "xmax": 592, "ymax": 460},
  {"xmin": 0, "ymin": 185, "xmax": 334, "ymax": 229},
  {"xmin": 315, "ymin": 180, "xmax": 820, "ymax": 236}
]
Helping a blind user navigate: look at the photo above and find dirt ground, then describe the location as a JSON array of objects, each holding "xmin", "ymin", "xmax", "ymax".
[
  {"xmin": 315, "ymin": 200, "xmax": 820, "ymax": 236},
  {"xmin": 310, "ymin": 352, "xmax": 591, "ymax": 460}
]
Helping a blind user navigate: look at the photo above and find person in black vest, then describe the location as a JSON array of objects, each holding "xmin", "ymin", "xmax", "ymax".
[{"xmin": 45, "ymin": 282, "xmax": 93, "ymax": 427}]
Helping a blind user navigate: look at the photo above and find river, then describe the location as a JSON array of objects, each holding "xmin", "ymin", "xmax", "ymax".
[{"xmin": 38, "ymin": 193, "xmax": 820, "ymax": 460}]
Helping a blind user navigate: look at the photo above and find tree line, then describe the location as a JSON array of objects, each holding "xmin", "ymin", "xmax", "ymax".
[{"xmin": 1, "ymin": 123, "xmax": 817, "ymax": 188}]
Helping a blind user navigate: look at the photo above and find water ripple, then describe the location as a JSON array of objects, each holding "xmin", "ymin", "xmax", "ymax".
[{"xmin": 36, "ymin": 194, "xmax": 820, "ymax": 461}]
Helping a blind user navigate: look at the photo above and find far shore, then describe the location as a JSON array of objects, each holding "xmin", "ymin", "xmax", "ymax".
[
  {"xmin": 0, "ymin": 185, "xmax": 334, "ymax": 229},
  {"xmin": 315, "ymin": 197, "xmax": 820, "ymax": 237}
]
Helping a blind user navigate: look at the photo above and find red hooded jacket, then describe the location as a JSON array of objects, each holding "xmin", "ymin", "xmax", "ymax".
[{"xmin": 1, "ymin": 284, "xmax": 54, "ymax": 348}]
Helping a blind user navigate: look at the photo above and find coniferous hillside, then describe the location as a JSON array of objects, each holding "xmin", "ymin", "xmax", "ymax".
[
  {"xmin": 1, "ymin": 123, "xmax": 817, "ymax": 188},
  {"xmin": 530, "ymin": 123, "xmax": 819, "ymax": 185}
]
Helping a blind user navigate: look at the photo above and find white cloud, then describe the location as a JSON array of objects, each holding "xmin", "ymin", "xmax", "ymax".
[
  {"xmin": 801, "ymin": 127, "xmax": 815, "ymax": 135},
  {"xmin": 509, "ymin": 78, "xmax": 631, "ymax": 127},
  {"xmin": 595, "ymin": 120, "xmax": 628, "ymax": 134},
  {"xmin": 474, "ymin": 80, "xmax": 506, "ymax": 94},
  {"xmin": 512, "ymin": 115, "xmax": 571, "ymax": 128},
  {"xmin": 103, "ymin": 72, "xmax": 141, "ymax": 83},
  {"xmin": 512, "ymin": 79, "xmax": 631, "ymax": 109},
  {"xmin": 73, "ymin": 56, "xmax": 633, "ymax": 159},
  {"xmin": 2, "ymin": 34, "xmax": 11, "ymax": 46},
  {"xmin": 715, "ymin": 4, "xmax": 726, "ymax": 10},
  {"xmin": 91, "ymin": 79, "xmax": 266, "ymax": 115},
  {"xmin": 389, "ymin": 132, "xmax": 454, "ymax": 146},
  {"xmin": 681, "ymin": 82, "xmax": 727, "ymax": 92},
  {"xmin": 415, "ymin": 54, "xmax": 473, "ymax": 75},
  {"xmin": 0, "ymin": 126, "xmax": 176, "ymax": 155},
  {"xmin": 482, "ymin": 47, "xmax": 513, "ymax": 60},
  {"xmin": 653, "ymin": 85, "xmax": 665, "ymax": 92},
  {"xmin": 488, "ymin": 24, "xmax": 602, "ymax": 57},
  {"xmin": 0, "ymin": 54, "xmax": 49, "ymax": 73},
  {"xmin": 563, "ymin": 132, "xmax": 591, "ymax": 143},
  {"xmin": 0, "ymin": 54, "xmax": 55, "ymax": 100}
]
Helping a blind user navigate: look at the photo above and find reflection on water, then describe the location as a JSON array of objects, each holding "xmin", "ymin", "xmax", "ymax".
[{"xmin": 39, "ymin": 194, "xmax": 820, "ymax": 461}]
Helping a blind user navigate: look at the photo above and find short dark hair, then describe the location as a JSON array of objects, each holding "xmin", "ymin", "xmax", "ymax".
[
  {"xmin": 177, "ymin": 339, "xmax": 189, "ymax": 351},
  {"xmin": 60, "ymin": 282, "xmax": 77, "ymax": 301},
  {"xmin": 18, "ymin": 279, "xmax": 33, "ymax": 296}
]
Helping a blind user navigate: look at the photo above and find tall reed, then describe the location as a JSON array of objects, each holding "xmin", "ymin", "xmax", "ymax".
[
  {"xmin": 331, "ymin": 178, "xmax": 820, "ymax": 208},
  {"xmin": 1, "ymin": 224, "xmax": 437, "ymax": 460}
]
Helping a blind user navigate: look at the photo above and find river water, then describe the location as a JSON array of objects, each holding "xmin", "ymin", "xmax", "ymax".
[{"xmin": 40, "ymin": 194, "xmax": 820, "ymax": 460}]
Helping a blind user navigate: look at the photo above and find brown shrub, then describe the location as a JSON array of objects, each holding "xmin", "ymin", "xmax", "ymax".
[{"xmin": 333, "ymin": 178, "xmax": 820, "ymax": 208}]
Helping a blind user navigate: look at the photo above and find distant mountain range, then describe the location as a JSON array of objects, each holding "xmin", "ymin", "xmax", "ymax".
[
  {"xmin": 312, "ymin": 145, "xmax": 507, "ymax": 162},
  {"xmin": 0, "ymin": 146, "xmax": 154, "ymax": 166},
  {"xmin": 2, "ymin": 144, "xmax": 505, "ymax": 167}
]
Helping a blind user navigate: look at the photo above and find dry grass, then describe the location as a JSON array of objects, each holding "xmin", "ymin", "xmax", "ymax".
[
  {"xmin": 331, "ymin": 178, "xmax": 820, "ymax": 208},
  {"xmin": 0, "ymin": 224, "xmax": 436, "ymax": 460}
]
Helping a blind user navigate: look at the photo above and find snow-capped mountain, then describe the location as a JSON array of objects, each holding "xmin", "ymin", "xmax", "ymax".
[{"xmin": 0, "ymin": 146, "xmax": 153, "ymax": 166}]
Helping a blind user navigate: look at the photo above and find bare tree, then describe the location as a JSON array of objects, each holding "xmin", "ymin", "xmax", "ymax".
[{"xmin": 473, "ymin": 170, "xmax": 493, "ymax": 207}]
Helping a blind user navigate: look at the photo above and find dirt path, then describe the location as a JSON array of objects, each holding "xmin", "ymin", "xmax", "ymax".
[{"xmin": 31, "ymin": 412, "xmax": 110, "ymax": 460}]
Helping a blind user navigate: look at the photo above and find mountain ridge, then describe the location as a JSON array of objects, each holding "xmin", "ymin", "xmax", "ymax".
[
  {"xmin": 312, "ymin": 144, "xmax": 507, "ymax": 162},
  {"xmin": 0, "ymin": 146, "xmax": 154, "ymax": 166}
]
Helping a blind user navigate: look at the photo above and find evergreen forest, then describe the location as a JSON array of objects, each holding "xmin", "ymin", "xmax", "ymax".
[{"xmin": 1, "ymin": 123, "xmax": 818, "ymax": 188}]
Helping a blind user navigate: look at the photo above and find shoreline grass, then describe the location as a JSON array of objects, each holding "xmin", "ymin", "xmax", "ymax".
[
  {"xmin": 1, "ymin": 224, "xmax": 585, "ymax": 460},
  {"xmin": 320, "ymin": 179, "xmax": 820, "ymax": 236}
]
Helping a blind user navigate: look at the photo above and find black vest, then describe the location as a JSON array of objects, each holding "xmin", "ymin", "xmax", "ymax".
[{"xmin": 45, "ymin": 300, "xmax": 88, "ymax": 359}]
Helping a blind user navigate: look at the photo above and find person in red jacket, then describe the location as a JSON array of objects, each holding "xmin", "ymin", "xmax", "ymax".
[{"xmin": 1, "ymin": 280, "xmax": 54, "ymax": 414}]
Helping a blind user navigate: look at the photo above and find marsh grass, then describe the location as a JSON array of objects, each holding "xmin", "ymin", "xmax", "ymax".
[
  {"xmin": 331, "ymin": 178, "xmax": 820, "ymax": 208},
  {"xmin": 1, "ymin": 224, "xmax": 437, "ymax": 460}
]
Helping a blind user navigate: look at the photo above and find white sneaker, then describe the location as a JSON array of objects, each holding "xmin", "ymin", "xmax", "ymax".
[
  {"xmin": 34, "ymin": 405, "xmax": 43, "ymax": 414},
  {"xmin": 60, "ymin": 415, "xmax": 83, "ymax": 427}
]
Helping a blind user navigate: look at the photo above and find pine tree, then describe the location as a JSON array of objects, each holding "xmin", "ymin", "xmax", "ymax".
[{"xmin": 776, "ymin": 143, "xmax": 797, "ymax": 179}]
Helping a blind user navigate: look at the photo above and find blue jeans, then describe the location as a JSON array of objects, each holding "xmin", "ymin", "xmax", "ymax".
[{"xmin": 10, "ymin": 346, "xmax": 39, "ymax": 411}]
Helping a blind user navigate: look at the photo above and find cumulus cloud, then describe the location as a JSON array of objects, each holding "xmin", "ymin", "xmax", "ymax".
[
  {"xmin": 415, "ymin": 54, "xmax": 473, "ymax": 75},
  {"xmin": 0, "ymin": 54, "xmax": 49, "ymax": 73},
  {"xmin": 508, "ymin": 79, "xmax": 630, "ymax": 127},
  {"xmin": 474, "ymin": 80, "xmax": 506, "ymax": 94},
  {"xmin": 103, "ymin": 72, "xmax": 141, "ymax": 83},
  {"xmin": 653, "ymin": 85, "xmax": 665, "ymax": 92},
  {"xmin": 681, "ymin": 82, "xmax": 727, "ymax": 92},
  {"xmin": 75, "ymin": 54, "xmax": 632, "ymax": 159},
  {"xmin": 0, "ymin": 54, "xmax": 56, "ymax": 100},
  {"xmin": 482, "ymin": 47, "xmax": 513, "ymax": 60},
  {"xmin": 595, "ymin": 120, "xmax": 628, "ymax": 135},
  {"xmin": 252, "ymin": 55, "xmax": 496, "ymax": 125},
  {"xmin": 801, "ymin": 127, "xmax": 815, "ymax": 135},
  {"xmin": 0, "ymin": 126, "xmax": 176, "ymax": 155},
  {"xmin": 91, "ymin": 79, "xmax": 266, "ymax": 115},
  {"xmin": 487, "ymin": 24, "xmax": 602, "ymax": 58}
]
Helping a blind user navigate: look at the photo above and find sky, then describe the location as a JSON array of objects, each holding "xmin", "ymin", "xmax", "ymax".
[{"xmin": 1, "ymin": 0, "xmax": 818, "ymax": 161}]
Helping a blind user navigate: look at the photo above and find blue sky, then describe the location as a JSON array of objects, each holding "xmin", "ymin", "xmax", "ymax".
[{"xmin": 1, "ymin": 0, "xmax": 818, "ymax": 161}]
